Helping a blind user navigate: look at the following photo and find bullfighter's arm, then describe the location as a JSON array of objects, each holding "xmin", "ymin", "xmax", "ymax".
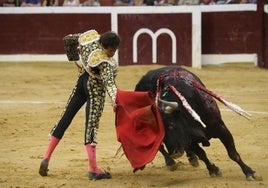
[{"xmin": 98, "ymin": 62, "xmax": 118, "ymax": 102}]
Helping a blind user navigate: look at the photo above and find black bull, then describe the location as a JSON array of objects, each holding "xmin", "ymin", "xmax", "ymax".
[{"xmin": 134, "ymin": 66, "xmax": 262, "ymax": 181}]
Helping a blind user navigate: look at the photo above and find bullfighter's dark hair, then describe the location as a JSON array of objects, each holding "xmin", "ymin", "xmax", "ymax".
[{"xmin": 99, "ymin": 31, "xmax": 121, "ymax": 50}]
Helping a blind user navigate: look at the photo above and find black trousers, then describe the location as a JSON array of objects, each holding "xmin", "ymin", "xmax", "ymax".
[{"xmin": 50, "ymin": 72, "xmax": 89, "ymax": 140}]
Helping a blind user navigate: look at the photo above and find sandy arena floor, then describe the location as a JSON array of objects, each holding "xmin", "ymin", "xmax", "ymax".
[{"xmin": 0, "ymin": 62, "xmax": 267, "ymax": 188}]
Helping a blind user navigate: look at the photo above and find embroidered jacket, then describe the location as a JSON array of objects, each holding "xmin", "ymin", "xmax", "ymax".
[{"xmin": 78, "ymin": 30, "xmax": 118, "ymax": 102}]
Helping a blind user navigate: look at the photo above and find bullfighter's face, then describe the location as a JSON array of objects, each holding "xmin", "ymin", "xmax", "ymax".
[{"xmin": 102, "ymin": 46, "xmax": 117, "ymax": 58}]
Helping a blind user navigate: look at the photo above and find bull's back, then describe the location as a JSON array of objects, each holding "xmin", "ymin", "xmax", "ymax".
[{"xmin": 135, "ymin": 66, "xmax": 201, "ymax": 94}]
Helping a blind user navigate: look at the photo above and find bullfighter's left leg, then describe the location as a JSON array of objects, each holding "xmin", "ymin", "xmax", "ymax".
[{"xmin": 84, "ymin": 77, "xmax": 111, "ymax": 180}]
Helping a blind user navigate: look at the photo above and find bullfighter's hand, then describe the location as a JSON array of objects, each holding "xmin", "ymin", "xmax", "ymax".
[{"xmin": 112, "ymin": 100, "xmax": 117, "ymax": 113}]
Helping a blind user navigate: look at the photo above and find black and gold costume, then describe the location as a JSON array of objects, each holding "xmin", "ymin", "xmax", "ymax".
[{"xmin": 51, "ymin": 30, "xmax": 118, "ymax": 145}]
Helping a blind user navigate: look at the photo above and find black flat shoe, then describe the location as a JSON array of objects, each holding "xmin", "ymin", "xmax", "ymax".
[
  {"xmin": 39, "ymin": 159, "xmax": 49, "ymax": 176},
  {"xmin": 88, "ymin": 172, "xmax": 111, "ymax": 180}
]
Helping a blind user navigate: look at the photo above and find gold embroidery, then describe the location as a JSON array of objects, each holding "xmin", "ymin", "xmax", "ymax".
[
  {"xmin": 87, "ymin": 50, "xmax": 116, "ymax": 67},
  {"xmin": 78, "ymin": 30, "xmax": 100, "ymax": 46}
]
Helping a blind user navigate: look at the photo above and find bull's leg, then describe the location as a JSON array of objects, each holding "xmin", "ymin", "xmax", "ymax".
[
  {"xmin": 216, "ymin": 124, "xmax": 262, "ymax": 181},
  {"xmin": 190, "ymin": 143, "xmax": 222, "ymax": 177},
  {"xmin": 159, "ymin": 144, "xmax": 199, "ymax": 171},
  {"xmin": 159, "ymin": 144, "xmax": 178, "ymax": 171},
  {"xmin": 186, "ymin": 150, "xmax": 199, "ymax": 167}
]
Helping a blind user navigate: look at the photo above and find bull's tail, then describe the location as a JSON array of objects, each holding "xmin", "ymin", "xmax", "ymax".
[{"xmin": 192, "ymin": 81, "xmax": 252, "ymax": 120}]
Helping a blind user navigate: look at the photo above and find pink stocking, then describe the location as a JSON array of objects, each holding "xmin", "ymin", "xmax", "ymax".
[
  {"xmin": 85, "ymin": 144, "xmax": 104, "ymax": 174},
  {"xmin": 43, "ymin": 136, "xmax": 60, "ymax": 160}
]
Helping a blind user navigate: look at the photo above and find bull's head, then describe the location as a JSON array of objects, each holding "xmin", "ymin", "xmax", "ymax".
[
  {"xmin": 157, "ymin": 97, "xmax": 207, "ymax": 159},
  {"xmin": 157, "ymin": 98, "xmax": 187, "ymax": 158},
  {"xmin": 160, "ymin": 108, "xmax": 187, "ymax": 159}
]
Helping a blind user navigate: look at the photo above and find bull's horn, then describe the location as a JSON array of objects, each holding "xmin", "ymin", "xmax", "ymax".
[{"xmin": 158, "ymin": 98, "xmax": 178, "ymax": 108}]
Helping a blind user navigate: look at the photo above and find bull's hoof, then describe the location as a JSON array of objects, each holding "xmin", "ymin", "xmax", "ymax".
[
  {"xmin": 208, "ymin": 165, "xmax": 222, "ymax": 177},
  {"xmin": 167, "ymin": 162, "xmax": 179, "ymax": 171},
  {"xmin": 209, "ymin": 169, "xmax": 222, "ymax": 177},
  {"xmin": 188, "ymin": 156, "xmax": 199, "ymax": 167},
  {"xmin": 246, "ymin": 172, "xmax": 263, "ymax": 181}
]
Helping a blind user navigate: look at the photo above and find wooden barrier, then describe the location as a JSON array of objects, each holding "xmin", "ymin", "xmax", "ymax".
[{"xmin": 0, "ymin": 3, "xmax": 267, "ymax": 68}]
